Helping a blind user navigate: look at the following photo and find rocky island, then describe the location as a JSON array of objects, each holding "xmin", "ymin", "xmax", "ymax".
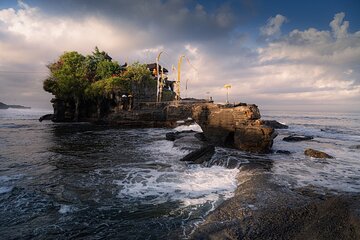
[{"xmin": 43, "ymin": 48, "xmax": 276, "ymax": 153}]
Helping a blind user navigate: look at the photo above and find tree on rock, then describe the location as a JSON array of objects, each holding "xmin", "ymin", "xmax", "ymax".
[
  {"xmin": 44, "ymin": 51, "xmax": 87, "ymax": 121},
  {"xmin": 44, "ymin": 47, "xmax": 123, "ymax": 121}
]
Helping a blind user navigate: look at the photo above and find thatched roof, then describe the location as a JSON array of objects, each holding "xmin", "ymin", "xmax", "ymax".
[{"xmin": 146, "ymin": 63, "xmax": 169, "ymax": 73}]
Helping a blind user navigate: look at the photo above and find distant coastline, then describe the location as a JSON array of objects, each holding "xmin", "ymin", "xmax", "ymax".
[{"xmin": 0, "ymin": 101, "xmax": 31, "ymax": 109}]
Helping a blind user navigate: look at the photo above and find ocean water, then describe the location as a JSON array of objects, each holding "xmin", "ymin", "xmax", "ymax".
[
  {"xmin": 261, "ymin": 110, "xmax": 360, "ymax": 193},
  {"xmin": 0, "ymin": 108, "xmax": 359, "ymax": 239}
]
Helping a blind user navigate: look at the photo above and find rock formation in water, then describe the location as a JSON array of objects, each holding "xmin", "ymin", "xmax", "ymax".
[
  {"xmin": 263, "ymin": 120, "xmax": 288, "ymax": 129},
  {"xmin": 192, "ymin": 103, "xmax": 277, "ymax": 153},
  {"xmin": 304, "ymin": 148, "xmax": 334, "ymax": 159},
  {"xmin": 283, "ymin": 135, "xmax": 314, "ymax": 142},
  {"xmin": 50, "ymin": 98, "xmax": 277, "ymax": 153}
]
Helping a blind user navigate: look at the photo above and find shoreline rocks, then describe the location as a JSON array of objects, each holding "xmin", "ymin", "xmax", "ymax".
[
  {"xmin": 350, "ymin": 145, "xmax": 360, "ymax": 150},
  {"xmin": 263, "ymin": 120, "xmax": 288, "ymax": 129},
  {"xmin": 304, "ymin": 148, "xmax": 334, "ymax": 159},
  {"xmin": 180, "ymin": 145, "xmax": 215, "ymax": 164},
  {"xmin": 283, "ymin": 135, "xmax": 314, "ymax": 142},
  {"xmin": 191, "ymin": 164, "xmax": 360, "ymax": 239},
  {"xmin": 39, "ymin": 114, "xmax": 54, "ymax": 122}
]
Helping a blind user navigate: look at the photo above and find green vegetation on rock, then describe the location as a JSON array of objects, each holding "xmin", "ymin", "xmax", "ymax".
[{"xmin": 43, "ymin": 47, "xmax": 153, "ymax": 119}]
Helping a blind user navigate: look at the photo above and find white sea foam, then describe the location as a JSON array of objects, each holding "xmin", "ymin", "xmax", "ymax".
[
  {"xmin": 115, "ymin": 165, "xmax": 238, "ymax": 206},
  {"xmin": 142, "ymin": 140, "xmax": 190, "ymax": 158},
  {"xmin": 0, "ymin": 175, "xmax": 23, "ymax": 194},
  {"xmin": 0, "ymin": 186, "xmax": 13, "ymax": 194},
  {"xmin": 174, "ymin": 123, "xmax": 203, "ymax": 133},
  {"xmin": 59, "ymin": 204, "xmax": 77, "ymax": 214},
  {"xmin": 269, "ymin": 111, "xmax": 360, "ymax": 193}
]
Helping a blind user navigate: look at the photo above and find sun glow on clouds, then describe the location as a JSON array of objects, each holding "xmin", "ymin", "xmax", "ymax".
[
  {"xmin": 0, "ymin": 7, "xmax": 143, "ymax": 54},
  {"xmin": 0, "ymin": 1, "xmax": 359, "ymax": 111}
]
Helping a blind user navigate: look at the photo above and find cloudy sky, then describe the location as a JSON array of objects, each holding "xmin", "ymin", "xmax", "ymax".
[{"xmin": 0, "ymin": 0, "xmax": 359, "ymax": 111}]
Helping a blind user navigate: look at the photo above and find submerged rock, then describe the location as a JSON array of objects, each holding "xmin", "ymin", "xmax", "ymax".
[
  {"xmin": 263, "ymin": 120, "xmax": 288, "ymax": 129},
  {"xmin": 304, "ymin": 148, "xmax": 334, "ymax": 159},
  {"xmin": 166, "ymin": 130, "xmax": 197, "ymax": 141},
  {"xmin": 350, "ymin": 145, "xmax": 360, "ymax": 150},
  {"xmin": 283, "ymin": 135, "xmax": 313, "ymax": 142},
  {"xmin": 275, "ymin": 150, "xmax": 292, "ymax": 154}
]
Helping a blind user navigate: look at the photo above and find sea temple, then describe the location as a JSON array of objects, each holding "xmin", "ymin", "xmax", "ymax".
[{"xmin": 43, "ymin": 48, "xmax": 277, "ymax": 153}]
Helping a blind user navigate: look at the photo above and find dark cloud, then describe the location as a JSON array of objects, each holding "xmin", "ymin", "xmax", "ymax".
[{"xmin": 25, "ymin": 0, "xmax": 242, "ymax": 43}]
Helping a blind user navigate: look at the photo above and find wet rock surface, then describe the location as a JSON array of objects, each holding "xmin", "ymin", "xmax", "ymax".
[
  {"xmin": 191, "ymin": 163, "xmax": 360, "ymax": 240},
  {"xmin": 350, "ymin": 145, "xmax": 360, "ymax": 150},
  {"xmin": 39, "ymin": 114, "xmax": 54, "ymax": 122},
  {"xmin": 166, "ymin": 130, "xmax": 215, "ymax": 163},
  {"xmin": 263, "ymin": 120, "xmax": 288, "ymax": 129},
  {"xmin": 283, "ymin": 135, "xmax": 314, "ymax": 142},
  {"xmin": 304, "ymin": 148, "xmax": 334, "ymax": 159},
  {"xmin": 275, "ymin": 150, "xmax": 292, "ymax": 154},
  {"xmin": 165, "ymin": 130, "xmax": 197, "ymax": 141},
  {"xmin": 180, "ymin": 145, "xmax": 215, "ymax": 164}
]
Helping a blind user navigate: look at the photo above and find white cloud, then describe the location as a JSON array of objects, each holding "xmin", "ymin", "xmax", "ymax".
[
  {"xmin": 0, "ymin": 1, "xmax": 154, "ymax": 108},
  {"xmin": 180, "ymin": 12, "xmax": 360, "ymax": 110},
  {"xmin": 253, "ymin": 12, "xmax": 360, "ymax": 108},
  {"xmin": 260, "ymin": 14, "xmax": 287, "ymax": 37},
  {"xmin": 330, "ymin": 12, "xmax": 349, "ymax": 39}
]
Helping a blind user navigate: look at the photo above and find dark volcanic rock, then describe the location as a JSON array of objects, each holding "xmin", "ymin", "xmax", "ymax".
[
  {"xmin": 275, "ymin": 150, "xmax": 292, "ymax": 154},
  {"xmin": 263, "ymin": 120, "xmax": 288, "ymax": 129},
  {"xmin": 350, "ymin": 145, "xmax": 360, "ymax": 150},
  {"xmin": 0, "ymin": 102, "xmax": 9, "ymax": 109},
  {"xmin": 39, "ymin": 114, "xmax": 54, "ymax": 122},
  {"xmin": 168, "ymin": 130, "xmax": 213, "ymax": 161},
  {"xmin": 283, "ymin": 135, "xmax": 314, "ymax": 142},
  {"xmin": 165, "ymin": 130, "xmax": 197, "ymax": 141},
  {"xmin": 165, "ymin": 132, "xmax": 177, "ymax": 141},
  {"xmin": 180, "ymin": 145, "xmax": 215, "ymax": 164},
  {"xmin": 194, "ymin": 132, "xmax": 207, "ymax": 141},
  {"xmin": 191, "ymin": 167, "xmax": 360, "ymax": 240},
  {"xmin": 169, "ymin": 130, "xmax": 207, "ymax": 152},
  {"xmin": 304, "ymin": 148, "xmax": 334, "ymax": 159}
]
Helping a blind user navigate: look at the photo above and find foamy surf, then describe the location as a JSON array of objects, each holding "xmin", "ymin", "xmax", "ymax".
[
  {"xmin": 115, "ymin": 165, "xmax": 238, "ymax": 206},
  {"xmin": 174, "ymin": 123, "xmax": 203, "ymax": 132},
  {"xmin": 266, "ymin": 111, "xmax": 360, "ymax": 193}
]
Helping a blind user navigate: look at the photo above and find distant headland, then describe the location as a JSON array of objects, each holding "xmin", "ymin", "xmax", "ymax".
[{"xmin": 0, "ymin": 101, "xmax": 31, "ymax": 110}]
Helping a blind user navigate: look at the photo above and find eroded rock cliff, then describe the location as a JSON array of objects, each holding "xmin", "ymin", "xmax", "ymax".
[{"xmin": 192, "ymin": 103, "xmax": 277, "ymax": 153}]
